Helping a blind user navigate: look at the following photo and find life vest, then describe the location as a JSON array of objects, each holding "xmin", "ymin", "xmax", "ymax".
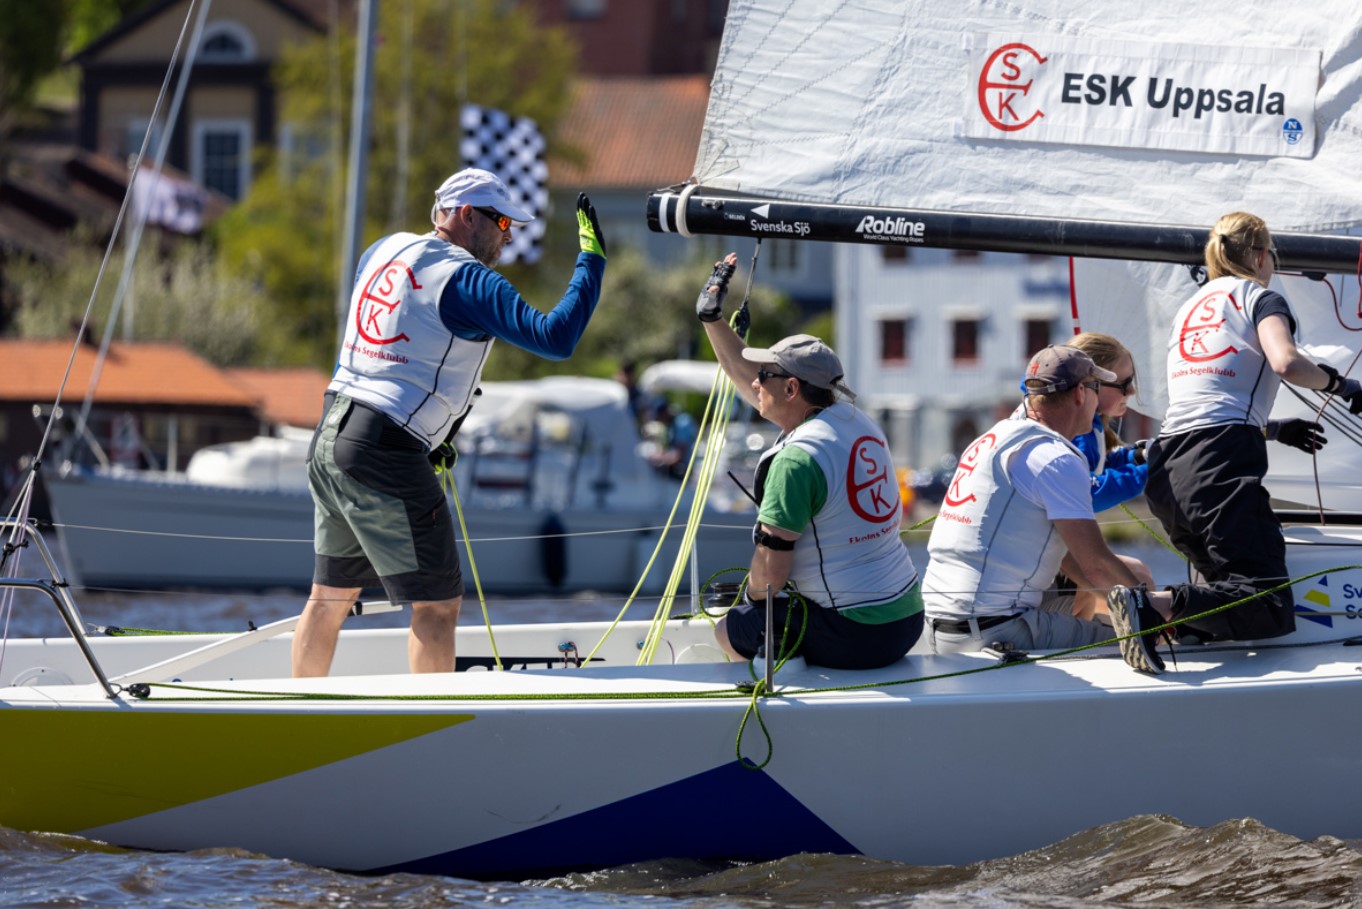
[
  {"xmin": 1162, "ymin": 275, "xmax": 1296, "ymax": 435},
  {"xmin": 753, "ymin": 403, "xmax": 917, "ymax": 610},
  {"xmin": 329, "ymin": 232, "xmax": 491, "ymax": 448},
  {"xmin": 923, "ymin": 418, "xmax": 1081, "ymax": 618}
]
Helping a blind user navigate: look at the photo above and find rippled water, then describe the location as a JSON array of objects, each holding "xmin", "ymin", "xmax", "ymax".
[{"xmin": 4, "ymin": 816, "xmax": 1362, "ymax": 908}]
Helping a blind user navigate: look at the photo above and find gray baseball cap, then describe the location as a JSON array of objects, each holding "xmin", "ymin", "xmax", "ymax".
[
  {"xmin": 1023, "ymin": 344, "xmax": 1117, "ymax": 394},
  {"xmin": 742, "ymin": 334, "xmax": 857, "ymax": 401}
]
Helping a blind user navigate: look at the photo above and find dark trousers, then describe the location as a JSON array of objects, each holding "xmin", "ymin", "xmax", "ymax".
[{"xmin": 1145, "ymin": 424, "xmax": 1294, "ymax": 641}]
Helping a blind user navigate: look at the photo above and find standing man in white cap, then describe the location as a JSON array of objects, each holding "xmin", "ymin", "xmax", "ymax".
[
  {"xmin": 923, "ymin": 344, "xmax": 1174, "ymax": 673},
  {"xmin": 696, "ymin": 253, "xmax": 923, "ymax": 670},
  {"xmin": 292, "ymin": 169, "xmax": 607, "ymax": 676}
]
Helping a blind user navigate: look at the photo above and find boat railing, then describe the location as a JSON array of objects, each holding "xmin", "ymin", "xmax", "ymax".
[{"xmin": 0, "ymin": 517, "xmax": 117, "ymax": 698}]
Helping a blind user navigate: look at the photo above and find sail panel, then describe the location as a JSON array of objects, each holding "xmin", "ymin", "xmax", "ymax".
[{"xmin": 697, "ymin": 1, "xmax": 1362, "ymax": 232}]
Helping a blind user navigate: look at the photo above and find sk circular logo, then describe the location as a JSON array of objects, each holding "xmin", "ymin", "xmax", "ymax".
[
  {"xmin": 1177, "ymin": 290, "xmax": 1240, "ymax": 363},
  {"xmin": 943, "ymin": 432, "xmax": 997, "ymax": 508},
  {"xmin": 356, "ymin": 260, "xmax": 421, "ymax": 345},
  {"xmin": 977, "ymin": 42, "xmax": 1048, "ymax": 132},
  {"xmin": 846, "ymin": 436, "xmax": 901, "ymax": 524}
]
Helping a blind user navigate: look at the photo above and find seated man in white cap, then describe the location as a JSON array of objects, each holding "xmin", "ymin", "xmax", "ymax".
[
  {"xmin": 293, "ymin": 169, "xmax": 608, "ymax": 677},
  {"xmin": 696, "ymin": 253, "xmax": 924, "ymax": 670},
  {"xmin": 922, "ymin": 344, "xmax": 1173, "ymax": 673}
]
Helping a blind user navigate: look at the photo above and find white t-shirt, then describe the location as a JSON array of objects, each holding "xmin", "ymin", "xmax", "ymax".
[{"xmin": 1009, "ymin": 438, "xmax": 1097, "ymax": 521}]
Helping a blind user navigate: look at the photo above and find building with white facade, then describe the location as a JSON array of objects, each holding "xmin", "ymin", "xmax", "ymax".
[{"xmin": 835, "ymin": 245, "xmax": 1076, "ymax": 471}]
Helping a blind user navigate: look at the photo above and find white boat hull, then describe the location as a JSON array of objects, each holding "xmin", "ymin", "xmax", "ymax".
[
  {"xmin": 2, "ymin": 626, "xmax": 1361, "ymax": 877},
  {"xmin": 3, "ymin": 522, "xmax": 1362, "ymax": 876}
]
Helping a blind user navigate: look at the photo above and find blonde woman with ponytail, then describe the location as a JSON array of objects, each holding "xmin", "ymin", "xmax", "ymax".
[{"xmin": 1144, "ymin": 211, "xmax": 1362, "ymax": 644}]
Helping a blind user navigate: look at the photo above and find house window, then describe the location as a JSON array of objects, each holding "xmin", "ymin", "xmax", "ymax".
[
  {"xmin": 881, "ymin": 245, "xmax": 910, "ymax": 264},
  {"xmin": 568, "ymin": 0, "xmax": 607, "ymax": 19},
  {"xmin": 879, "ymin": 318, "xmax": 909, "ymax": 364},
  {"xmin": 1023, "ymin": 319, "xmax": 1053, "ymax": 358},
  {"xmin": 197, "ymin": 21, "xmax": 255, "ymax": 62},
  {"xmin": 951, "ymin": 318, "xmax": 981, "ymax": 364},
  {"xmin": 766, "ymin": 239, "xmax": 800, "ymax": 275},
  {"xmin": 952, "ymin": 249, "xmax": 982, "ymax": 261},
  {"xmin": 192, "ymin": 119, "xmax": 251, "ymax": 200}
]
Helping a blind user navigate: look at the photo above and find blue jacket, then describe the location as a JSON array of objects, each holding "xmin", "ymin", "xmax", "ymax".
[{"xmin": 1073, "ymin": 414, "xmax": 1147, "ymax": 512}]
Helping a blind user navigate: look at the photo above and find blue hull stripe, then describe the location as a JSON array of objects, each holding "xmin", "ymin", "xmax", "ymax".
[{"xmin": 379, "ymin": 760, "xmax": 860, "ymax": 878}]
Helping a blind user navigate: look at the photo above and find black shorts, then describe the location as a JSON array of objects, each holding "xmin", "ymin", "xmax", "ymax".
[
  {"xmin": 309, "ymin": 395, "xmax": 463, "ymax": 602},
  {"xmin": 725, "ymin": 595, "xmax": 922, "ymax": 670}
]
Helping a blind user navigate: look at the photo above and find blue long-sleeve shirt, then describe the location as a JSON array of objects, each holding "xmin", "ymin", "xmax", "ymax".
[
  {"xmin": 356, "ymin": 240, "xmax": 605, "ymax": 360},
  {"xmin": 1073, "ymin": 414, "xmax": 1148, "ymax": 512}
]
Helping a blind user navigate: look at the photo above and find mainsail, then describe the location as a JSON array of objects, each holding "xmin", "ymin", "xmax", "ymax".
[
  {"xmin": 649, "ymin": 0, "xmax": 1362, "ymax": 508},
  {"xmin": 650, "ymin": 0, "xmax": 1362, "ymax": 268}
]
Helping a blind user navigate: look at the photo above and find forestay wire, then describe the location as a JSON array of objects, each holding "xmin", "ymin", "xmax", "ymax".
[{"xmin": 1, "ymin": 0, "xmax": 211, "ymax": 654}]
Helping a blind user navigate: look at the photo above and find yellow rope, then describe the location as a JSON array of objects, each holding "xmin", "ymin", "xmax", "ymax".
[{"xmin": 439, "ymin": 460, "xmax": 502, "ymax": 671}]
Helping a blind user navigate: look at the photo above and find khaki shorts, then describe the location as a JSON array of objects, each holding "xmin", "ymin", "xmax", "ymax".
[{"xmin": 309, "ymin": 395, "xmax": 463, "ymax": 602}]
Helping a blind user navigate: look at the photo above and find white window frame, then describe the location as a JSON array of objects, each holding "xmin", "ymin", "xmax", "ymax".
[
  {"xmin": 191, "ymin": 118, "xmax": 252, "ymax": 200},
  {"xmin": 197, "ymin": 20, "xmax": 256, "ymax": 62}
]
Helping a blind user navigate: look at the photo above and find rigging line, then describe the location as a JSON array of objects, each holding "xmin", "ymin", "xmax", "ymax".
[
  {"xmin": 4, "ymin": 0, "xmax": 209, "ymax": 529},
  {"xmin": 70, "ymin": 0, "xmax": 214, "ymax": 469},
  {"xmin": 641, "ymin": 241, "xmax": 765, "ymax": 665}
]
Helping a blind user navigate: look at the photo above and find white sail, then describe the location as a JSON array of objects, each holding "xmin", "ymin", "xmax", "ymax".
[{"xmin": 696, "ymin": 0, "xmax": 1362, "ymax": 232}]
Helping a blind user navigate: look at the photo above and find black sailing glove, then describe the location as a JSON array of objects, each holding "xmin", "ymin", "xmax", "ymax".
[
  {"xmin": 429, "ymin": 440, "xmax": 456, "ymax": 476},
  {"xmin": 1319, "ymin": 363, "xmax": 1362, "ymax": 415},
  {"xmin": 1265, "ymin": 419, "xmax": 1327, "ymax": 453},
  {"xmin": 696, "ymin": 258, "xmax": 737, "ymax": 323}
]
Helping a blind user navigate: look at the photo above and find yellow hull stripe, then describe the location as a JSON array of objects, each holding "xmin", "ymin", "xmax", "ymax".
[{"xmin": 0, "ymin": 708, "xmax": 472, "ymax": 833}]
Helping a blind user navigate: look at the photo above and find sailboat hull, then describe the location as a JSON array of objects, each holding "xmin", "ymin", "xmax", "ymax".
[{"xmin": 2, "ymin": 607, "xmax": 1361, "ymax": 878}]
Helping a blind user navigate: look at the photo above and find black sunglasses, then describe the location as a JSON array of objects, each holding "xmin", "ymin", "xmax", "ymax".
[
  {"xmin": 756, "ymin": 368, "xmax": 793, "ymax": 383},
  {"xmin": 473, "ymin": 207, "xmax": 512, "ymax": 232},
  {"xmin": 1099, "ymin": 376, "xmax": 1136, "ymax": 395}
]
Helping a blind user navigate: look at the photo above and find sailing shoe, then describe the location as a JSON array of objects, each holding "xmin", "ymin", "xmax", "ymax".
[{"xmin": 1107, "ymin": 586, "xmax": 1166, "ymax": 675}]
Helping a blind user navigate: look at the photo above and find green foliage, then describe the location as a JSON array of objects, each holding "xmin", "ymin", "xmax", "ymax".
[
  {"xmin": 8, "ymin": 232, "xmax": 264, "ymax": 366},
  {"xmin": 218, "ymin": 0, "xmax": 579, "ymax": 366},
  {"xmin": 0, "ymin": 0, "xmax": 69, "ymax": 139}
]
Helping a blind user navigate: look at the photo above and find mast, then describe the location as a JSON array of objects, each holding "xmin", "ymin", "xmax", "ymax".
[{"xmin": 647, "ymin": 189, "xmax": 1362, "ymax": 275}]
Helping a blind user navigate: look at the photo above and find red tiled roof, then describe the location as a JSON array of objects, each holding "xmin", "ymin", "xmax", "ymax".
[
  {"xmin": 0, "ymin": 339, "xmax": 259, "ymax": 409},
  {"xmin": 553, "ymin": 76, "xmax": 710, "ymax": 188},
  {"xmin": 226, "ymin": 366, "xmax": 331, "ymax": 428}
]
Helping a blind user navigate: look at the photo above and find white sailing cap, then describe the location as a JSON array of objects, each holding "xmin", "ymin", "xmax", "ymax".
[{"xmin": 431, "ymin": 168, "xmax": 534, "ymax": 223}]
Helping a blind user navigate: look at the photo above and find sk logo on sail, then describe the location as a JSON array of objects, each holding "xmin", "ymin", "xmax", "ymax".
[{"xmin": 977, "ymin": 42, "xmax": 1047, "ymax": 132}]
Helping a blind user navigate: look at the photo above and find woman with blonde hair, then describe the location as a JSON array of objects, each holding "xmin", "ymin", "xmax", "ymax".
[
  {"xmin": 1141, "ymin": 211, "xmax": 1362, "ymax": 643},
  {"xmin": 1066, "ymin": 332, "xmax": 1147, "ymax": 511}
]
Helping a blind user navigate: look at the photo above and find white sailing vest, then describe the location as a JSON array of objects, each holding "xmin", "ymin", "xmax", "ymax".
[
  {"xmin": 923, "ymin": 419, "xmax": 1080, "ymax": 618},
  {"xmin": 329, "ymin": 232, "xmax": 492, "ymax": 448},
  {"xmin": 1161, "ymin": 276, "xmax": 1295, "ymax": 435},
  {"xmin": 754, "ymin": 404, "xmax": 917, "ymax": 610}
]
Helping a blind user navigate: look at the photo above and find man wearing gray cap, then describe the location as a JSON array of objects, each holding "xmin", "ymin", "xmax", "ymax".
[
  {"xmin": 293, "ymin": 168, "xmax": 607, "ymax": 677},
  {"xmin": 923, "ymin": 344, "xmax": 1173, "ymax": 672},
  {"xmin": 696, "ymin": 254, "xmax": 923, "ymax": 669}
]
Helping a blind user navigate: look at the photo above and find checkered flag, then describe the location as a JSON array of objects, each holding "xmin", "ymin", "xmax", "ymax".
[{"xmin": 460, "ymin": 103, "xmax": 548, "ymax": 265}]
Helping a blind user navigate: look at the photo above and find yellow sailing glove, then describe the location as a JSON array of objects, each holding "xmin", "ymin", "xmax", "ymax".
[{"xmin": 576, "ymin": 192, "xmax": 607, "ymax": 259}]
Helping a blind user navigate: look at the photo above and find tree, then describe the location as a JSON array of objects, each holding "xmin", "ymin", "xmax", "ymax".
[
  {"xmin": 216, "ymin": 0, "xmax": 578, "ymax": 367},
  {"xmin": 0, "ymin": 0, "xmax": 68, "ymax": 152},
  {"xmin": 8, "ymin": 233, "xmax": 265, "ymax": 366}
]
